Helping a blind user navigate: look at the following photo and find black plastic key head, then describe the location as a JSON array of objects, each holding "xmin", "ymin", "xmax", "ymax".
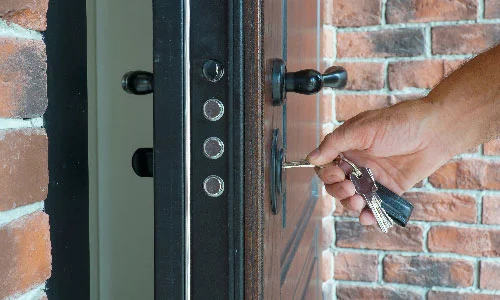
[{"xmin": 377, "ymin": 182, "xmax": 414, "ymax": 227}]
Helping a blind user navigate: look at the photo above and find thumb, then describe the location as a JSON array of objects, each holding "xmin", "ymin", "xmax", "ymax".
[{"xmin": 307, "ymin": 122, "xmax": 367, "ymax": 166}]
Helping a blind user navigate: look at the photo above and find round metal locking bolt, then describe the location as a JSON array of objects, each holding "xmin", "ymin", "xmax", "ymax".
[
  {"xmin": 203, "ymin": 98, "xmax": 224, "ymax": 121},
  {"xmin": 203, "ymin": 175, "xmax": 225, "ymax": 197},
  {"xmin": 203, "ymin": 137, "xmax": 224, "ymax": 159},
  {"xmin": 202, "ymin": 59, "xmax": 224, "ymax": 82}
]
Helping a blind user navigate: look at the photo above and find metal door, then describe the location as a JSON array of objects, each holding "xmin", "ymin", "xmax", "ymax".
[
  {"xmin": 150, "ymin": 0, "xmax": 336, "ymax": 298},
  {"xmin": 243, "ymin": 0, "xmax": 325, "ymax": 299}
]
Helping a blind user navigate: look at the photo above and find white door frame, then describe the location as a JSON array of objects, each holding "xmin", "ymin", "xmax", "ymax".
[{"xmin": 87, "ymin": 0, "xmax": 154, "ymax": 298}]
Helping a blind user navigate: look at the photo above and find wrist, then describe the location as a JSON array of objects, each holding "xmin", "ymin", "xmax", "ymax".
[{"xmin": 418, "ymin": 96, "xmax": 457, "ymax": 160}]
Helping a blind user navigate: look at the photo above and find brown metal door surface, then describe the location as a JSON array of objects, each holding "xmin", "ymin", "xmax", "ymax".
[{"xmin": 244, "ymin": 0, "xmax": 321, "ymax": 299}]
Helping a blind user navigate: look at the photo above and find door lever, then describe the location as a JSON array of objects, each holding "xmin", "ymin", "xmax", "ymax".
[{"xmin": 272, "ymin": 59, "xmax": 347, "ymax": 106}]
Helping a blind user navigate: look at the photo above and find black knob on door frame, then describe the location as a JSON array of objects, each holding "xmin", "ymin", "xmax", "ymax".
[
  {"xmin": 122, "ymin": 71, "xmax": 154, "ymax": 95},
  {"xmin": 132, "ymin": 148, "xmax": 154, "ymax": 177},
  {"xmin": 272, "ymin": 59, "xmax": 347, "ymax": 106}
]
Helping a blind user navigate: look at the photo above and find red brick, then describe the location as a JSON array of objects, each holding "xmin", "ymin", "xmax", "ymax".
[
  {"xmin": 321, "ymin": 217, "xmax": 333, "ymax": 250},
  {"xmin": 336, "ymin": 221, "xmax": 423, "ymax": 251},
  {"xmin": 483, "ymin": 195, "xmax": 500, "ymax": 225},
  {"xmin": 0, "ymin": 129, "xmax": 48, "ymax": 211},
  {"xmin": 428, "ymin": 226, "xmax": 500, "ymax": 257},
  {"xmin": 0, "ymin": 212, "xmax": 51, "ymax": 299},
  {"xmin": 384, "ymin": 255, "xmax": 474, "ymax": 287},
  {"xmin": 321, "ymin": 250, "xmax": 333, "ymax": 282},
  {"xmin": 337, "ymin": 29, "xmax": 425, "ymax": 58},
  {"xmin": 404, "ymin": 192, "xmax": 477, "ymax": 223},
  {"xmin": 444, "ymin": 59, "xmax": 467, "ymax": 76},
  {"xmin": 0, "ymin": 0, "xmax": 48, "ymax": 31},
  {"xmin": 388, "ymin": 60, "xmax": 445, "ymax": 90},
  {"xmin": 334, "ymin": 252, "xmax": 378, "ymax": 282},
  {"xmin": 340, "ymin": 62, "xmax": 385, "ymax": 91},
  {"xmin": 337, "ymin": 285, "xmax": 421, "ymax": 300},
  {"xmin": 428, "ymin": 291, "xmax": 500, "ymax": 300},
  {"xmin": 480, "ymin": 261, "xmax": 500, "ymax": 290},
  {"xmin": 484, "ymin": 138, "xmax": 500, "ymax": 156},
  {"xmin": 0, "ymin": 38, "xmax": 47, "ymax": 118},
  {"xmin": 322, "ymin": 27, "xmax": 335, "ymax": 59},
  {"xmin": 429, "ymin": 159, "xmax": 500, "ymax": 190},
  {"xmin": 335, "ymin": 94, "xmax": 391, "ymax": 121},
  {"xmin": 321, "ymin": 0, "xmax": 333, "ymax": 24},
  {"xmin": 326, "ymin": 0, "xmax": 382, "ymax": 27},
  {"xmin": 319, "ymin": 93, "xmax": 333, "ymax": 124},
  {"xmin": 386, "ymin": 0, "xmax": 477, "ymax": 23},
  {"xmin": 485, "ymin": 0, "xmax": 500, "ymax": 19},
  {"xmin": 432, "ymin": 24, "xmax": 500, "ymax": 55}
]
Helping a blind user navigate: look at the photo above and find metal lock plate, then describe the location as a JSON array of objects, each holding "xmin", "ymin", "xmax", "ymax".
[{"xmin": 271, "ymin": 128, "xmax": 285, "ymax": 215}]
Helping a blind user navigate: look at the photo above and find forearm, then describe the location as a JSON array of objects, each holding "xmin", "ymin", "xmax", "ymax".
[{"xmin": 424, "ymin": 44, "xmax": 500, "ymax": 156}]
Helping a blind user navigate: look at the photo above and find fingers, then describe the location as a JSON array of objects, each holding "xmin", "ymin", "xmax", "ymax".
[
  {"xmin": 359, "ymin": 208, "xmax": 377, "ymax": 226},
  {"xmin": 325, "ymin": 180, "xmax": 356, "ymax": 200},
  {"xmin": 340, "ymin": 194, "xmax": 365, "ymax": 211},
  {"xmin": 316, "ymin": 164, "xmax": 345, "ymax": 184},
  {"xmin": 323, "ymin": 180, "xmax": 377, "ymax": 226},
  {"xmin": 307, "ymin": 121, "xmax": 366, "ymax": 166}
]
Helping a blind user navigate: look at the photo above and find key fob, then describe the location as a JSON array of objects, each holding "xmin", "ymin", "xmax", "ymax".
[{"xmin": 375, "ymin": 181, "xmax": 413, "ymax": 227}]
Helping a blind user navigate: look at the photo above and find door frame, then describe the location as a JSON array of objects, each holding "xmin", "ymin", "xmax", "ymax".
[
  {"xmin": 88, "ymin": 0, "xmax": 246, "ymax": 298},
  {"xmin": 44, "ymin": 0, "xmax": 90, "ymax": 298},
  {"xmin": 152, "ymin": 0, "xmax": 246, "ymax": 298}
]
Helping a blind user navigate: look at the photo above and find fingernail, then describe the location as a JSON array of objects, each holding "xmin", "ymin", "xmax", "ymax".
[{"xmin": 307, "ymin": 148, "xmax": 320, "ymax": 160}]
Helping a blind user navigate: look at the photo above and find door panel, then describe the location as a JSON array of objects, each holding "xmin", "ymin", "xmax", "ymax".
[
  {"xmin": 262, "ymin": 0, "xmax": 284, "ymax": 298},
  {"xmin": 281, "ymin": 0, "xmax": 321, "ymax": 298},
  {"xmin": 245, "ymin": 0, "xmax": 322, "ymax": 298}
]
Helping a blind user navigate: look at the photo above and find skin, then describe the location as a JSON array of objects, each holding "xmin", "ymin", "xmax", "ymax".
[{"xmin": 308, "ymin": 44, "xmax": 500, "ymax": 225}]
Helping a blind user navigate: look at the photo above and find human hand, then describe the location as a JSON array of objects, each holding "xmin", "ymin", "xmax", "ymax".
[{"xmin": 308, "ymin": 98, "xmax": 452, "ymax": 225}]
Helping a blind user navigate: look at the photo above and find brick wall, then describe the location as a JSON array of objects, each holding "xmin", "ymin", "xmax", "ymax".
[
  {"xmin": 0, "ymin": 1, "xmax": 50, "ymax": 299},
  {"xmin": 321, "ymin": 0, "xmax": 500, "ymax": 299}
]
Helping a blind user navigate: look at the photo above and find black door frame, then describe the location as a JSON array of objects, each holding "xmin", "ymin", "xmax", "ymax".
[
  {"xmin": 153, "ymin": 0, "xmax": 244, "ymax": 298},
  {"xmin": 44, "ymin": 0, "xmax": 246, "ymax": 298},
  {"xmin": 44, "ymin": 0, "xmax": 89, "ymax": 298}
]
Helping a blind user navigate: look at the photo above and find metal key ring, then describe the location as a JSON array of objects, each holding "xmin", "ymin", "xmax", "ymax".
[{"xmin": 338, "ymin": 153, "xmax": 362, "ymax": 178}]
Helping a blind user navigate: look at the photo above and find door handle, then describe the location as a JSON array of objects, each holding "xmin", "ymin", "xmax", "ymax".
[
  {"xmin": 122, "ymin": 71, "xmax": 154, "ymax": 95},
  {"xmin": 272, "ymin": 59, "xmax": 347, "ymax": 106}
]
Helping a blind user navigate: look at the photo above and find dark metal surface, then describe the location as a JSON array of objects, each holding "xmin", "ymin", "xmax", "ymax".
[
  {"xmin": 44, "ymin": 0, "xmax": 90, "ymax": 297},
  {"xmin": 153, "ymin": 0, "xmax": 244, "ymax": 298},
  {"xmin": 152, "ymin": 0, "xmax": 186, "ymax": 298},
  {"xmin": 132, "ymin": 148, "xmax": 154, "ymax": 177},
  {"xmin": 272, "ymin": 60, "xmax": 348, "ymax": 105},
  {"xmin": 122, "ymin": 71, "xmax": 154, "ymax": 95},
  {"xmin": 272, "ymin": 59, "xmax": 287, "ymax": 106}
]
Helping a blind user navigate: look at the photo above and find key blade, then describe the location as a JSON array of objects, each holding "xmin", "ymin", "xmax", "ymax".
[{"xmin": 282, "ymin": 159, "xmax": 316, "ymax": 169}]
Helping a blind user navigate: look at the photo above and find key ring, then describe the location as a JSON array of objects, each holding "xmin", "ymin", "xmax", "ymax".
[{"xmin": 338, "ymin": 153, "xmax": 363, "ymax": 178}]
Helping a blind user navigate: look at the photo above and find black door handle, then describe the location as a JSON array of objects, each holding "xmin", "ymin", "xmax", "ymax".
[{"xmin": 272, "ymin": 59, "xmax": 347, "ymax": 106}]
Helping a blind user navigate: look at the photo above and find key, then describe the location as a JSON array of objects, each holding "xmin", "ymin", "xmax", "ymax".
[
  {"xmin": 282, "ymin": 159, "xmax": 316, "ymax": 169},
  {"xmin": 349, "ymin": 166, "xmax": 394, "ymax": 233},
  {"xmin": 284, "ymin": 156, "xmax": 414, "ymax": 228}
]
